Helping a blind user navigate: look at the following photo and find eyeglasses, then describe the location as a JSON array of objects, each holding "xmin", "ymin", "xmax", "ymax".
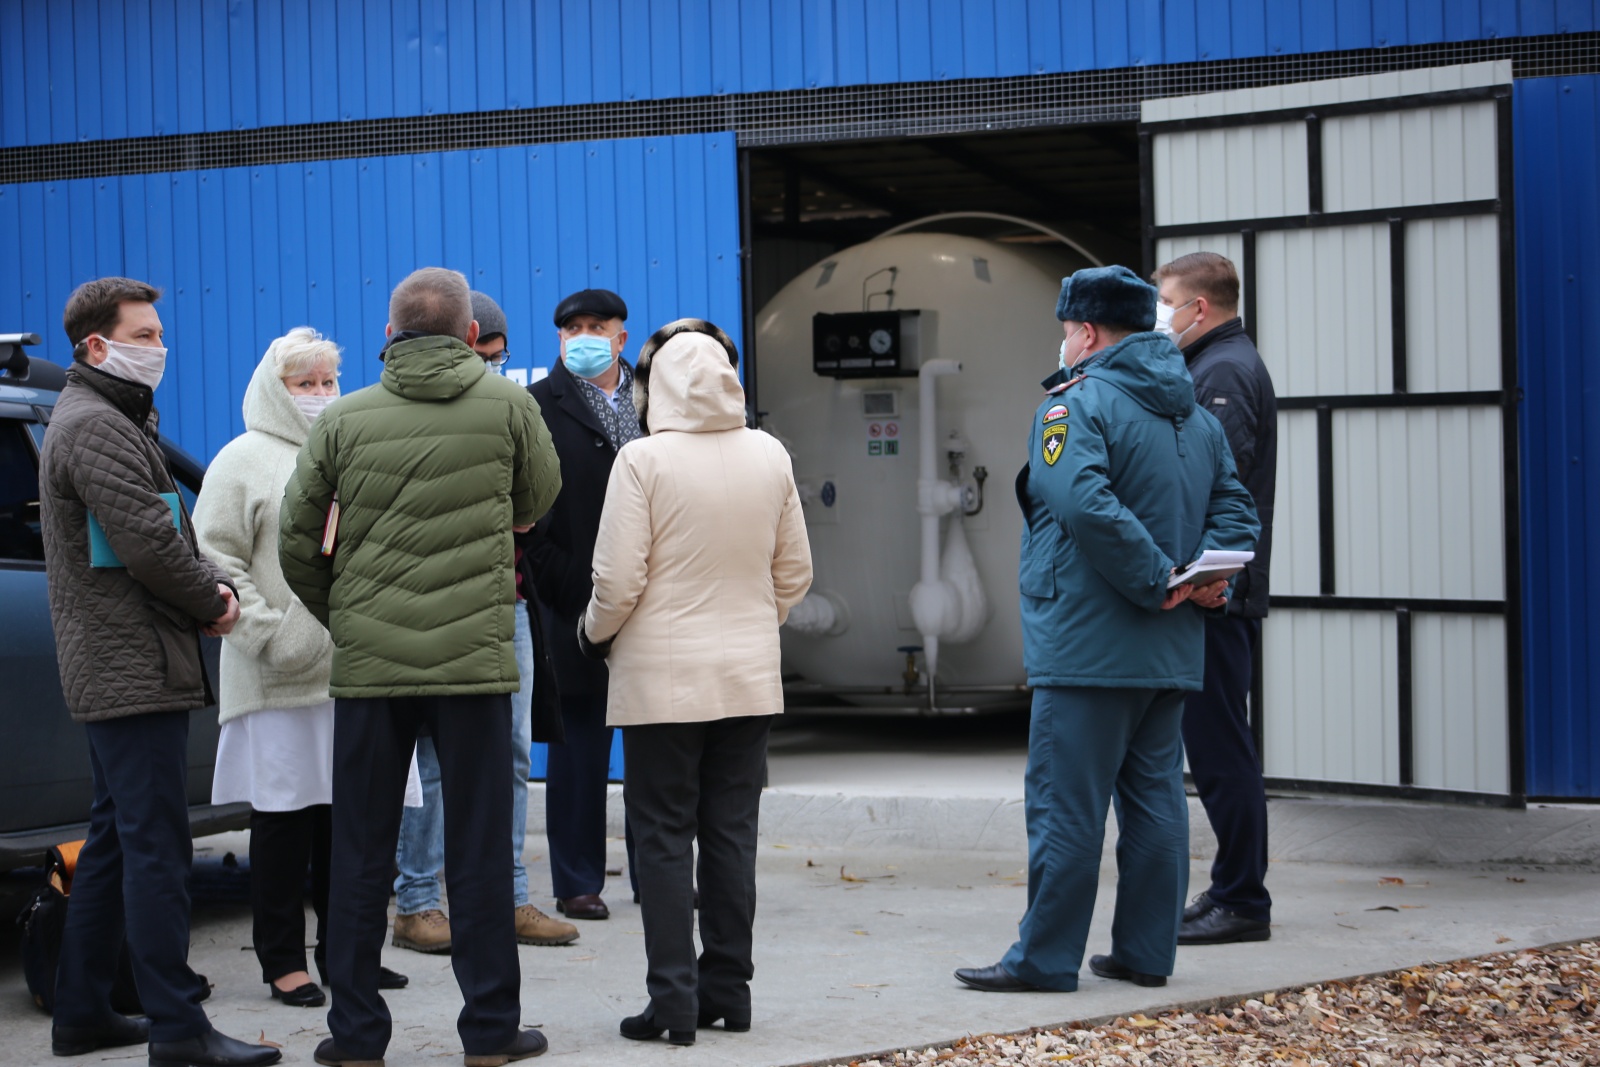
[{"xmin": 481, "ymin": 347, "xmax": 509, "ymax": 367}]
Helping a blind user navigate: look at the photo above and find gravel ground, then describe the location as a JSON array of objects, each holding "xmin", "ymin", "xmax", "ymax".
[{"xmin": 835, "ymin": 940, "xmax": 1600, "ymax": 1067}]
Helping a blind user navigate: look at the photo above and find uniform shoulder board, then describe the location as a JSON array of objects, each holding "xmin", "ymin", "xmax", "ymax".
[{"xmin": 1045, "ymin": 373, "xmax": 1087, "ymax": 396}]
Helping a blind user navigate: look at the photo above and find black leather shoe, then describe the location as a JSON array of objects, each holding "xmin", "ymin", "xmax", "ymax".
[
  {"xmin": 696, "ymin": 1000, "xmax": 751, "ymax": 1032},
  {"xmin": 269, "ymin": 980, "xmax": 325, "ymax": 1007},
  {"xmin": 620, "ymin": 1006, "xmax": 695, "ymax": 1046},
  {"xmin": 1089, "ymin": 954, "xmax": 1167, "ymax": 987},
  {"xmin": 953, "ymin": 962, "xmax": 1041, "ymax": 992},
  {"xmin": 1182, "ymin": 890, "xmax": 1215, "ymax": 923},
  {"xmin": 463, "ymin": 1027, "xmax": 549, "ymax": 1065},
  {"xmin": 52, "ymin": 1013, "xmax": 149, "ymax": 1056},
  {"xmin": 555, "ymin": 894, "xmax": 609, "ymax": 920},
  {"xmin": 148, "ymin": 1028, "xmax": 283, "ymax": 1066},
  {"xmin": 312, "ymin": 1037, "xmax": 385, "ymax": 1066},
  {"xmin": 1178, "ymin": 905, "xmax": 1272, "ymax": 945},
  {"xmin": 378, "ymin": 966, "xmax": 409, "ymax": 989}
]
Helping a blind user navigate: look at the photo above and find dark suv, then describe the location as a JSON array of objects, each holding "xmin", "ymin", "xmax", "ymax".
[{"xmin": 0, "ymin": 333, "xmax": 247, "ymax": 871}]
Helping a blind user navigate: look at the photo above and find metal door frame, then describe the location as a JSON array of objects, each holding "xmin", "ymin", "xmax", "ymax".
[{"xmin": 1139, "ymin": 83, "xmax": 1524, "ymax": 805}]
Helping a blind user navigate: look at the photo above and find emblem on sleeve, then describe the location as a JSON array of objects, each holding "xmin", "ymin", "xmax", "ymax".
[
  {"xmin": 1042, "ymin": 424, "xmax": 1068, "ymax": 466},
  {"xmin": 1042, "ymin": 404, "xmax": 1069, "ymax": 424}
]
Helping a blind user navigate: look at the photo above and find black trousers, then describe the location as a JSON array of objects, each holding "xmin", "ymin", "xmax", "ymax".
[
  {"xmin": 249, "ymin": 805, "xmax": 331, "ymax": 984},
  {"xmin": 623, "ymin": 715, "xmax": 771, "ymax": 1031},
  {"xmin": 327, "ymin": 694, "xmax": 519, "ymax": 1059},
  {"xmin": 1182, "ymin": 615, "xmax": 1271, "ymax": 922},
  {"xmin": 55, "ymin": 710, "xmax": 211, "ymax": 1043},
  {"xmin": 545, "ymin": 692, "xmax": 613, "ymax": 899}
]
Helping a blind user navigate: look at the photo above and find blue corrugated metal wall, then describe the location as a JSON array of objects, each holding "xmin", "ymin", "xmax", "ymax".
[
  {"xmin": 3, "ymin": 1, "xmax": 1595, "ymax": 147},
  {"xmin": 0, "ymin": 131, "xmax": 742, "ymax": 463},
  {"xmin": 1515, "ymin": 74, "xmax": 1600, "ymax": 799}
]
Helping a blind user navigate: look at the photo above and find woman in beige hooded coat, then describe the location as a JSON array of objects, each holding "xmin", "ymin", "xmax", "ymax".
[{"xmin": 580, "ymin": 324, "xmax": 812, "ymax": 1045}]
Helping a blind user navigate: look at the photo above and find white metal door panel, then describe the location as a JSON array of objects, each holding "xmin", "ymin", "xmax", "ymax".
[
  {"xmin": 1262, "ymin": 610, "xmax": 1399, "ymax": 785},
  {"xmin": 1405, "ymin": 216, "xmax": 1503, "ymax": 392},
  {"xmin": 1153, "ymin": 123, "xmax": 1309, "ymax": 225},
  {"xmin": 1254, "ymin": 225, "xmax": 1392, "ymax": 396},
  {"xmin": 1323, "ymin": 102, "xmax": 1499, "ymax": 212},
  {"xmin": 1333, "ymin": 408, "xmax": 1505, "ymax": 601},
  {"xmin": 1142, "ymin": 60, "xmax": 1520, "ymax": 798},
  {"xmin": 1411, "ymin": 614, "xmax": 1510, "ymax": 794},
  {"xmin": 1269, "ymin": 410, "xmax": 1322, "ymax": 597}
]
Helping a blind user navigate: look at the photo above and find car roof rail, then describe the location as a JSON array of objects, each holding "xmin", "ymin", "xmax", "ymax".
[{"xmin": 1, "ymin": 332, "xmax": 42, "ymax": 381}]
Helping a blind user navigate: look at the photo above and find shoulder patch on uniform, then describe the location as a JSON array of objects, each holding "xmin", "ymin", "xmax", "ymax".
[
  {"xmin": 1042, "ymin": 424, "xmax": 1067, "ymax": 466},
  {"xmin": 1042, "ymin": 404, "xmax": 1069, "ymax": 424}
]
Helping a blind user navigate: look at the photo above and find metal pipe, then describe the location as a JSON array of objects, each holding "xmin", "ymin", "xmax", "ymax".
[{"xmin": 914, "ymin": 359, "xmax": 962, "ymax": 678}]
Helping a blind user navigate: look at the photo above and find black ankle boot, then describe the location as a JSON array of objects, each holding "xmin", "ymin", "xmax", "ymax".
[{"xmin": 620, "ymin": 1006, "xmax": 694, "ymax": 1046}]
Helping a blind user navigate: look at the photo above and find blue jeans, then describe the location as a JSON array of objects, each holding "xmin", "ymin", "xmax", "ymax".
[{"xmin": 395, "ymin": 607, "xmax": 534, "ymax": 912}]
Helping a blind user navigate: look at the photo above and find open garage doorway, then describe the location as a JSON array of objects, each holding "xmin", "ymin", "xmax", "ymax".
[{"xmin": 742, "ymin": 123, "xmax": 1143, "ymax": 321}]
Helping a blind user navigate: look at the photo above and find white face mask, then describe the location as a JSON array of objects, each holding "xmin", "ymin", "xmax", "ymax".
[
  {"xmin": 292, "ymin": 393, "xmax": 336, "ymax": 422},
  {"xmin": 1059, "ymin": 325, "xmax": 1086, "ymax": 370},
  {"xmin": 1155, "ymin": 299, "xmax": 1198, "ymax": 346},
  {"xmin": 92, "ymin": 335, "xmax": 168, "ymax": 391}
]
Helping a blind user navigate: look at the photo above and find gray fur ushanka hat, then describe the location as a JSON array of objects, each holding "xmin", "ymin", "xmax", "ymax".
[{"xmin": 1055, "ymin": 265, "xmax": 1159, "ymax": 332}]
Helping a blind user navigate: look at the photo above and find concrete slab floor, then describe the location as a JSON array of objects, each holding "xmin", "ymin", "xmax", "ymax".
[{"xmin": 3, "ymin": 835, "xmax": 1597, "ymax": 1067}]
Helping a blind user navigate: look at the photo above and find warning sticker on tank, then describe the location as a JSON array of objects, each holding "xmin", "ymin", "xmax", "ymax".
[
  {"xmin": 1042, "ymin": 404, "xmax": 1069, "ymax": 424},
  {"xmin": 1042, "ymin": 424, "xmax": 1067, "ymax": 466}
]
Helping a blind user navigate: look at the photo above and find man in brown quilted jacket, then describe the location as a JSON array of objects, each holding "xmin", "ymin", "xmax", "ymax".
[{"xmin": 38, "ymin": 277, "xmax": 281, "ymax": 1067}]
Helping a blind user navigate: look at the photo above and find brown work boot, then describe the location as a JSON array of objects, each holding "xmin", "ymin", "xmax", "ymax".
[
  {"xmin": 514, "ymin": 904, "xmax": 579, "ymax": 946},
  {"xmin": 392, "ymin": 909, "xmax": 452, "ymax": 954}
]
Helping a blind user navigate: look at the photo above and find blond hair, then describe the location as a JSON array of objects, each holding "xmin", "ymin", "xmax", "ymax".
[{"xmin": 273, "ymin": 326, "xmax": 343, "ymax": 379}]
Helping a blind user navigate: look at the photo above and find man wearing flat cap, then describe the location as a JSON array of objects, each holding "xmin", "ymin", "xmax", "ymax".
[
  {"xmin": 523, "ymin": 288, "xmax": 636, "ymax": 921},
  {"xmin": 955, "ymin": 265, "xmax": 1259, "ymax": 995}
]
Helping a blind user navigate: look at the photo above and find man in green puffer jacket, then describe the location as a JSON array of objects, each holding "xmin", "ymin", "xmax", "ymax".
[{"xmin": 278, "ymin": 268, "xmax": 560, "ymax": 1067}]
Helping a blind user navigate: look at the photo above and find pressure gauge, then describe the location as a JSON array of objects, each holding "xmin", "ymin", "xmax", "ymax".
[{"xmin": 868, "ymin": 328, "xmax": 893, "ymax": 355}]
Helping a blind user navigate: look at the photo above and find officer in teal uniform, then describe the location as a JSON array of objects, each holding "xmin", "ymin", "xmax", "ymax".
[{"xmin": 955, "ymin": 265, "xmax": 1259, "ymax": 993}]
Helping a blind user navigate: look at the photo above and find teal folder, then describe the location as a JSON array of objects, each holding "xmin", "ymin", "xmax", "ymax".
[{"xmin": 87, "ymin": 492, "xmax": 183, "ymax": 568}]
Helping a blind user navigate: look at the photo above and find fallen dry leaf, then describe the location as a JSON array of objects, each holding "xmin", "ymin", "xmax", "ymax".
[{"xmin": 1379, "ymin": 876, "xmax": 1405, "ymax": 885}]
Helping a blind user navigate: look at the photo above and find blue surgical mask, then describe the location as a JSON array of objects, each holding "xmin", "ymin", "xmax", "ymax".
[{"xmin": 563, "ymin": 334, "xmax": 616, "ymax": 379}]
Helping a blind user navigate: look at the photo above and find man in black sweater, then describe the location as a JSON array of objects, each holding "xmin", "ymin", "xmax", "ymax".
[{"xmin": 1153, "ymin": 252, "xmax": 1279, "ymax": 946}]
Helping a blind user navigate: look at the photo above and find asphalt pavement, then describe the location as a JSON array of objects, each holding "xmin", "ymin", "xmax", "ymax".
[{"xmin": 3, "ymin": 712, "xmax": 1597, "ymax": 1066}]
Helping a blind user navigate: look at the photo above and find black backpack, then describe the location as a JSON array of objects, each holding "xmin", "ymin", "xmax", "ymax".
[{"xmin": 16, "ymin": 844, "xmax": 140, "ymax": 1015}]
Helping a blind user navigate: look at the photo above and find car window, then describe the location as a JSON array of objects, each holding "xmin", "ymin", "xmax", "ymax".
[{"xmin": 0, "ymin": 419, "xmax": 45, "ymax": 563}]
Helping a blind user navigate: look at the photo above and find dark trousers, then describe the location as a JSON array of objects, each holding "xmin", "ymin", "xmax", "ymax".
[
  {"xmin": 55, "ymin": 710, "xmax": 211, "ymax": 1042},
  {"xmin": 1182, "ymin": 615, "xmax": 1271, "ymax": 923},
  {"xmin": 327, "ymin": 694, "xmax": 519, "ymax": 1059},
  {"xmin": 249, "ymin": 805, "xmax": 331, "ymax": 985},
  {"xmin": 545, "ymin": 692, "xmax": 613, "ymax": 899},
  {"xmin": 623, "ymin": 715, "xmax": 771, "ymax": 1031},
  {"xmin": 1001, "ymin": 687, "xmax": 1189, "ymax": 988}
]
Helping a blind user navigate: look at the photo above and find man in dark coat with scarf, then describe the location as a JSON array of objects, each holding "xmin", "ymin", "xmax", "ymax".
[
  {"xmin": 1153, "ymin": 251, "xmax": 1279, "ymax": 946},
  {"xmin": 525, "ymin": 288, "xmax": 638, "ymax": 921}
]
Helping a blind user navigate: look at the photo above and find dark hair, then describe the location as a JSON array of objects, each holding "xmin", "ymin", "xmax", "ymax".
[
  {"xmin": 63, "ymin": 277, "xmax": 162, "ymax": 357},
  {"xmin": 1152, "ymin": 252, "xmax": 1240, "ymax": 312},
  {"xmin": 389, "ymin": 267, "xmax": 472, "ymax": 339}
]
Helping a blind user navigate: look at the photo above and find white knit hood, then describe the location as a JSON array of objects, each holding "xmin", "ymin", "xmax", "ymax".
[{"xmin": 241, "ymin": 336, "xmax": 335, "ymax": 446}]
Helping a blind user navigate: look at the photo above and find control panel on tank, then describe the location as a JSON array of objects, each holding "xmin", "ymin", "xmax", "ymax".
[{"xmin": 812, "ymin": 311, "xmax": 922, "ymax": 378}]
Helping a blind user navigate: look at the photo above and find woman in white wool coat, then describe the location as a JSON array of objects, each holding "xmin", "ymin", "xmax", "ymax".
[
  {"xmin": 578, "ymin": 323, "xmax": 813, "ymax": 1046},
  {"xmin": 193, "ymin": 328, "xmax": 410, "ymax": 1009}
]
